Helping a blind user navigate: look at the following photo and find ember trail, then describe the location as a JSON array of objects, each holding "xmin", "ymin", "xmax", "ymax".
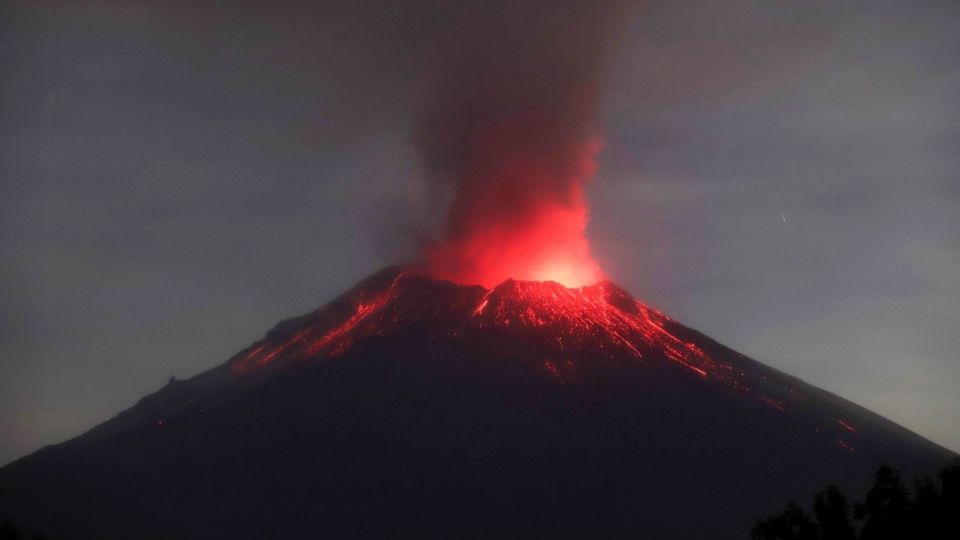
[{"xmin": 229, "ymin": 267, "xmax": 821, "ymax": 430}]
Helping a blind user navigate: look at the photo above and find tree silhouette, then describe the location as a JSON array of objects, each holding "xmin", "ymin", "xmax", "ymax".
[
  {"xmin": 912, "ymin": 476, "xmax": 939, "ymax": 538},
  {"xmin": 937, "ymin": 458, "xmax": 960, "ymax": 539},
  {"xmin": 0, "ymin": 521, "xmax": 21, "ymax": 540},
  {"xmin": 752, "ymin": 500, "xmax": 819, "ymax": 540},
  {"xmin": 855, "ymin": 465, "xmax": 910, "ymax": 540},
  {"xmin": 813, "ymin": 486, "xmax": 855, "ymax": 540},
  {"xmin": 752, "ymin": 459, "xmax": 960, "ymax": 539},
  {"xmin": 0, "ymin": 521, "xmax": 49, "ymax": 540}
]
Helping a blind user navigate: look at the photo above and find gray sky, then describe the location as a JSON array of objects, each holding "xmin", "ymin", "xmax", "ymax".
[{"xmin": 1, "ymin": 0, "xmax": 958, "ymax": 465}]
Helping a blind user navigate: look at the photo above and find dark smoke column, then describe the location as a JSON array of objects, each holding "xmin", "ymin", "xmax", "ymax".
[{"xmin": 416, "ymin": 1, "xmax": 625, "ymax": 287}]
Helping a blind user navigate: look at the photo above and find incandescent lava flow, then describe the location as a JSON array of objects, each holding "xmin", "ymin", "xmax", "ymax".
[
  {"xmin": 230, "ymin": 267, "xmax": 714, "ymax": 379},
  {"xmin": 223, "ymin": 265, "xmax": 948, "ymax": 471},
  {"xmin": 219, "ymin": 264, "xmax": 866, "ymax": 441}
]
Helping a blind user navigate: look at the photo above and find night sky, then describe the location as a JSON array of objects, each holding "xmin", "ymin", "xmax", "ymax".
[{"xmin": 2, "ymin": 0, "xmax": 958, "ymax": 466}]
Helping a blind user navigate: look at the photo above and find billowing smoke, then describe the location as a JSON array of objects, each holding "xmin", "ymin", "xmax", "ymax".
[{"xmin": 415, "ymin": 1, "xmax": 626, "ymax": 287}]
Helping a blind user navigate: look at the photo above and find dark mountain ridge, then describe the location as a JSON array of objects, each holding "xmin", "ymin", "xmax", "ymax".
[{"xmin": 0, "ymin": 267, "xmax": 953, "ymax": 539}]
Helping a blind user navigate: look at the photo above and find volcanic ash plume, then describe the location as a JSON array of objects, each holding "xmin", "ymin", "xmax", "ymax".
[{"xmin": 416, "ymin": 2, "xmax": 624, "ymax": 288}]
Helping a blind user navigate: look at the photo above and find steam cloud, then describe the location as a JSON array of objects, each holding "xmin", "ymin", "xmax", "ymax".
[{"xmin": 415, "ymin": 1, "xmax": 626, "ymax": 287}]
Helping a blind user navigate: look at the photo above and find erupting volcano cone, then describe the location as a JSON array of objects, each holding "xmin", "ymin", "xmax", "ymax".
[{"xmin": 0, "ymin": 267, "xmax": 953, "ymax": 539}]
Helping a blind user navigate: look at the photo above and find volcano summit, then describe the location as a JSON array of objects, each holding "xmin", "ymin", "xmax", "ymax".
[{"xmin": 0, "ymin": 267, "xmax": 952, "ymax": 539}]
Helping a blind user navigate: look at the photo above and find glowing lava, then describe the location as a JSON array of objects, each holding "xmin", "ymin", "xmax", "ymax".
[
  {"xmin": 230, "ymin": 269, "xmax": 719, "ymax": 383},
  {"xmin": 229, "ymin": 267, "xmax": 856, "ymax": 455}
]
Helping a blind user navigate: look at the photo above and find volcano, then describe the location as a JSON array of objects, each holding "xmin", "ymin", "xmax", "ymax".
[{"xmin": 0, "ymin": 267, "xmax": 953, "ymax": 539}]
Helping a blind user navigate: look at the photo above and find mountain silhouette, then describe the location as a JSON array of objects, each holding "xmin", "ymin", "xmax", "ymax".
[{"xmin": 0, "ymin": 267, "xmax": 953, "ymax": 539}]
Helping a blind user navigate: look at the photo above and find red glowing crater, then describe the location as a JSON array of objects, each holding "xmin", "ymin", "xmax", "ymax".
[
  {"xmin": 427, "ymin": 198, "xmax": 603, "ymax": 288},
  {"xmin": 424, "ymin": 141, "xmax": 604, "ymax": 288}
]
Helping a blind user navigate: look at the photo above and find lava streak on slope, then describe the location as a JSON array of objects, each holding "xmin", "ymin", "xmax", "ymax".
[
  {"xmin": 231, "ymin": 269, "xmax": 724, "ymax": 385},
  {"xmin": 468, "ymin": 278, "xmax": 716, "ymax": 378},
  {"xmin": 222, "ymin": 266, "xmax": 867, "ymax": 459}
]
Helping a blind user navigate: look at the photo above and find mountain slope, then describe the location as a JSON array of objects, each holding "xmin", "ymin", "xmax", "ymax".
[{"xmin": 0, "ymin": 267, "xmax": 953, "ymax": 539}]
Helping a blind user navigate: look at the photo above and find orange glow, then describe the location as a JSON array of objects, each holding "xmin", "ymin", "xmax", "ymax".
[{"xmin": 425, "ymin": 141, "xmax": 604, "ymax": 288}]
